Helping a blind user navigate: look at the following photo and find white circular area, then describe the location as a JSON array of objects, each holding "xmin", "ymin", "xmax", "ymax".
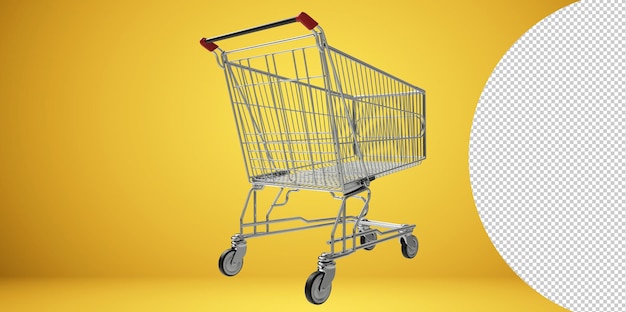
[{"xmin": 469, "ymin": 1, "xmax": 625, "ymax": 311}]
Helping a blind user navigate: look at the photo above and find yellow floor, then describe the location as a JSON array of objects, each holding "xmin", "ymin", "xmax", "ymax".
[{"xmin": 0, "ymin": 277, "xmax": 566, "ymax": 311}]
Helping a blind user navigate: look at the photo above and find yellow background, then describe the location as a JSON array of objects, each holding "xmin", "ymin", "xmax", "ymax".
[{"xmin": 1, "ymin": 0, "xmax": 574, "ymax": 310}]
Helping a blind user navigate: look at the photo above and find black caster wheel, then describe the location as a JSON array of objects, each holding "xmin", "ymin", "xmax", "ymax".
[
  {"xmin": 360, "ymin": 232, "xmax": 377, "ymax": 251},
  {"xmin": 304, "ymin": 271, "xmax": 332, "ymax": 305},
  {"xmin": 218, "ymin": 249, "xmax": 243, "ymax": 276},
  {"xmin": 401, "ymin": 234, "xmax": 419, "ymax": 259}
]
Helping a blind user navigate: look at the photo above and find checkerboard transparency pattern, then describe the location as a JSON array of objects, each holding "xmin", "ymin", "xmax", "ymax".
[{"xmin": 469, "ymin": 1, "xmax": 625, "ymax": 311}]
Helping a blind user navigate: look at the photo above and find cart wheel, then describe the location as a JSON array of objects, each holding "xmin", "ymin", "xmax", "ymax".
[
  {"xmin": 360, "ymin": 232, "xmax": 377, "ymax": 251},
  {"xmin": 401, "ymin": 235, "xmax": 419, "ymax": 259},
  {"xmin": 304, "ymin": 271, "xmax": 332, "ymax": 305},
  {"xmin": 218, "ymin": 249, "xmax": 243, "ymax": 276}
]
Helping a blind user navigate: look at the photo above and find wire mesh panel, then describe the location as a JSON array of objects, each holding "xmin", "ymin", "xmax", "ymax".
[
  {"xmin": 222, "ymin": 35, "xmax": 425, "ymax": 193},
  {"xmin": 325, "ymin": 47, "xmax": 426, "ymax": 187}
]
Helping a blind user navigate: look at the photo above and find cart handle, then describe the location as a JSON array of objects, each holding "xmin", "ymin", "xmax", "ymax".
[{"xmin": 200, "ymin": 12, "xmax": 318, "ymax": 52}]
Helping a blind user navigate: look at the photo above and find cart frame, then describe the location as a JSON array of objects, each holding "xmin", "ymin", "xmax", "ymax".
[{"xmin": 200, "ymin": 12, "xmax": 424, "ymax": 304}]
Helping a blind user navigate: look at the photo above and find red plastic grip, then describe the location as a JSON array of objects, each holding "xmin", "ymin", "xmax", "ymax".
[
  {"xmin": 296, "ymin": 12, "xmax": 318, "ymax": 30},
  {"xmin": 200, "ymin": 38, "xmax": 219, "ymax": 52}
]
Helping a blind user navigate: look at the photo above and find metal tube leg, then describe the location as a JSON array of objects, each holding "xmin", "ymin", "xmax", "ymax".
[
  {"xmin": 328, "ymin": 198, "xmax": 347, "ymax": 255},
  {"xmin": 266, "ymin": 188, "xmax": 285, "ymax": 232},
  {"xmin": 253, "ymin": 190, "xmax": 257, "ymax": 234},
  {"xmin": 342, "ymin": 198, "xmax": 347, "ymax": 252},
  {"xmin": 239, "ymin": 185, "xmax": 263, "ymax": 234},
  {"xmin": 352, "ymin": 188, "xmax": 372, "ymax": 248}
]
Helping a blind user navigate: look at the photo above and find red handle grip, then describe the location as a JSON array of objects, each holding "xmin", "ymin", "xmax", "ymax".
[
  {"xmin": 200, "ymin": 39, "xmax": 219, "ymax": 52},
  {"xmin": 296, "ymin": 12, "xmax": 318, "ymax": 30}
]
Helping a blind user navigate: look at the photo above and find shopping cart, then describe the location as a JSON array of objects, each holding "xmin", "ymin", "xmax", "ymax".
[{"xmin": 200, "ymin": 12, "xmax": 425, "ymax": 304}]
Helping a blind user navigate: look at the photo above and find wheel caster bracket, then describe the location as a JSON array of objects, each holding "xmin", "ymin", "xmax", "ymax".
[
  {"xmin": 231, "ymin": 235, "xmax": 247, "ymax": 264},
  {"xmin": 317, "ymin": 257, "xmax": 336, "ymax": 290},
  {"xmin": 401, "ymin": 234, "xmax": 417, "ymax": 250}
]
